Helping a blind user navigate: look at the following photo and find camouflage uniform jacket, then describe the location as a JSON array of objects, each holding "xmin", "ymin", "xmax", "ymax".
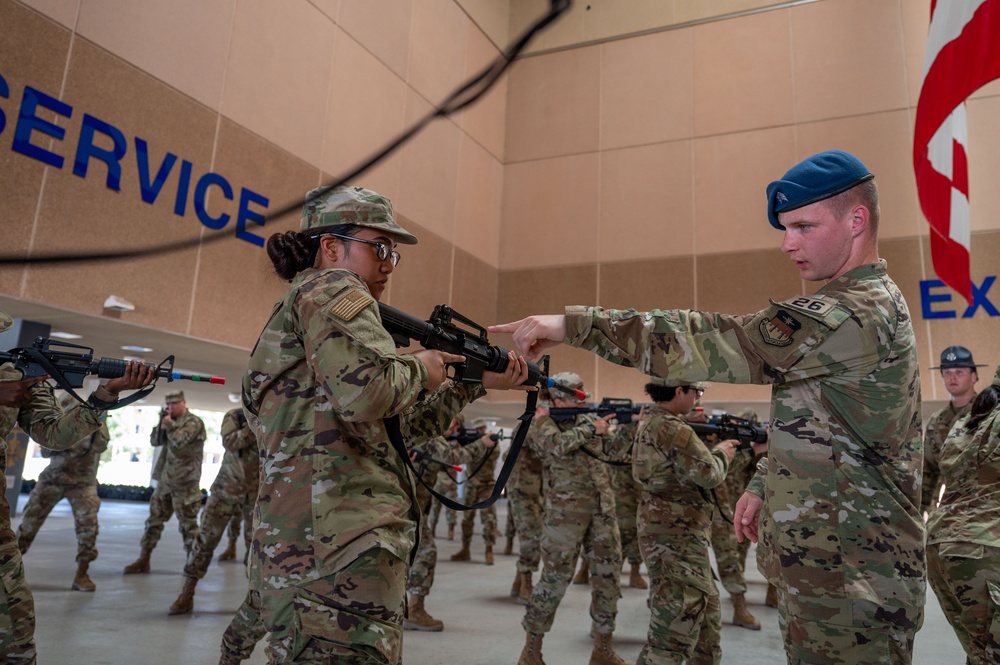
[
  {"xmin": 464, "ymin": 440, "xmax": 501, "ymax": 490},
  {"xmin": 243, "ymin": 268, "xmax": 483, "ymax": 589},
  {"xmin": 38, "ymin": 422, "xmax": 110, "ymax": 483},
  {"xmin": 156, "ymin": 410, "xmax": 206, "ymax": 495},
  {"xmin": 0, "ymin": 367, "xmax": 109, "ymax": 453},
  {"xmin": 528, "ymin": 414, "xmax": 616, "ymax": 514},
  {"xmin": 921, "ymin": 400, "xmax": 972, "ymax": 513},
  {"xmin": 926, "ymin": 410, "xmax": 1000, "ymax": 548},
  {"xmin": 632, "ymin": 407, "xmax": 729, "ymax": 537},
  {"xmin": 563, "ymin": 260, "xmax": 925, "ymax": 607},
  {"xmin": 506, "ymin": 421, "xmax": 545, "ymax": 497},
  {"xmin": 210, "ymin": 408, "xmax": 260, "ymax": 503},
  {"xmin": 412, "ymin": 436, "xmax": 491, "ymax": 512}
]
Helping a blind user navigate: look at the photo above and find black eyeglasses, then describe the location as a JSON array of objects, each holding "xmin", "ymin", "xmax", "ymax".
[
  {"xmin": 683, "ymin": 386, "xmax": 705, "ymax": 398},
  {"xmin": 322, "ymin": 233, "xmax": 401, "ymax": 267}
]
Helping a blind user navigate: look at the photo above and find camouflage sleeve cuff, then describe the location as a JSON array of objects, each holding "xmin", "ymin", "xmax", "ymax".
[
  {"xmin": 564, "ymin": 306, "xmax": 595, "ymax": 347},
  {"xmin": 87, "ymin": 385, "xmax": 119, "ymax": 412},
  {"xmin": 745, "ymin": 462, "xmax": 766, "ymax": 498}
]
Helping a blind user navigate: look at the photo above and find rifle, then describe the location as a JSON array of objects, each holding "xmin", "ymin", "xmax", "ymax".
[
  {"xmin": 689, "ymin": 414, "xmax": 768, "ymax": 451},
  {"xmin": 0, "ymin": 337, "xmax": 226, "ymax": 409},
  {"xmin": 447, "ymin": 427, "xmax": 508, "ymax": 447},
  {"xmin": 377, "ymin": 302, "xmax": 585, "ymax": 400},
  {"xmin": 548, "ymin": 397, "xmax": 646, "ymax": 425}
]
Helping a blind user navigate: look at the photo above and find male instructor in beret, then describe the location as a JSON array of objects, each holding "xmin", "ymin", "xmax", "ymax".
[{"xmin": 493, "ymin": 150, "xmax": 925, "ymax": 665}]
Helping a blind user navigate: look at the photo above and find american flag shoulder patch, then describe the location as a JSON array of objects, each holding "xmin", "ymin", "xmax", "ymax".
[{"xmin": 328, "ymin": 289, "xmax": 374, "ymax": 321}]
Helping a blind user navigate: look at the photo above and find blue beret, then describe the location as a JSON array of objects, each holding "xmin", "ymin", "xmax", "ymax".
[{"xmin": 765, "ymin": 150, "xmax": 874, "ymax": 230}]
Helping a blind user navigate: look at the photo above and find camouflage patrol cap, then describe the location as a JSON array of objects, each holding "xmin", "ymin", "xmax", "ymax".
[
  {"xmin": 471, "ymin": 417, "xmax": 488, "ymax": 429},
  {"xmin": 766, "ymin": 150, "xmax": 874, "ymax": 230},
  {"xmin": 164, "ymin": 390, "xmax": 185, "ymax": 404},
  {"xmin": 300, "ymin": 186, "xmax": 418, "ymax": 245},
  {"xmin": 930, "ymin": 345, "xmax": 985, "ymax": 370},
  {"xmin": 550, "ymin": 371, "xmax": 588, "ymax": 403},
  {"xmin": 0, "ymin": 311, "xmax": 11, "ymax": 333},
  {"xmin": 647, "ymin": 376, "xmax": 687, "ymax": 388}
]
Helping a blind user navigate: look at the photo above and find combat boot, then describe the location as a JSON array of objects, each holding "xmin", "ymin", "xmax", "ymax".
[
  {"xmin": 517, "ymin": 572, "xmax": 533, "ymax": 606},
  {"xmin": 589, "ymin": 632, "xmax": 628, "ymax": 665},
  {"xmin": 484, "ymin": 546, "xmax": 494, "ymax": 565},
  {"xmin": 765, "ymin": 583, "xmax": 780, "ymax": 608},
  {"xmin": 447, "ymin": 525, "xmax": 455, "ymax": 540},
  {"xmin": 169, "ymin": 577, "xmax": 198, "ymax": 615},
  {"xmin": 504, "ymin": 537, "xmax": 513, "ymax": 555},
  {"xmin": 403, "ymin": 594, "xmax": 444, "ymax": 632},
  {"xmin": 628, "ymin": 563, "xmax": 647, "ymax": 589},
  {"xmin": 450, "ymin": 538, "xmax": 471, "ymax": 562},
  {"xmin": 732, "ymin": 593, "xmax": 761, "ymax": 630},
  {"xmin": 123, "ymin": 547, "xmax": 152, "ymax": 574},
  {"xmin": 218, "ymin": 538, "xmax": 237, "ymax": 562},
  {"xmin": 517, "ymin": 632, "xmax": 545, "ymax": 665},
  {"xmin": 71, "ymin": 562, "xmax": 96, "ymax": 592},
  {"xmin": 219, "ymin": 655, "xmax": 241, "ymax": 665},
  {"xmin": 572, "ymin": 561, "xmax": 590, "ymax": 585},
  {"xmin": 511, "ymin": 569, "xmax": 522, "ymax": 597}
]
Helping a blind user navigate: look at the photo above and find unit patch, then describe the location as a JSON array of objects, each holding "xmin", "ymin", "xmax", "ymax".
[
  {"xmin": 328, "ymin": 289, "xmax": 374, "ymax": 321},
  {"xmin": 759, "ymin": 309, "xmax": 802, "ymax": 347}
]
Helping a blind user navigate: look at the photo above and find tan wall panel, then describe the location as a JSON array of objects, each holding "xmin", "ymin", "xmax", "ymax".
[
  {"xmin": 453, "ymin": 22, "xmax": 508, "ymax": 162},
  {"xmin": 692, "ymin": 8, "xmax": 794, "ymax": 137},
  {"xmin": 384, "ymin": 219, "xmax": 454, "ymax": 319},
  {"xmin": 221, "ymin": 0, "xmax": 337, "ymax": 166},
  {"xmin": 397, "ymin": 92, "xmax": 461, "ymax": 243},
  {"xmin": 791, "ymin": 0, "xmax": 908, "ymax": 123},
  {"xmin": 693, "ymin": 126, "xmax": 798, "ymax": 254},
  {"xmin": 451, "ymin": 248, "xmax": 498, "ymax": 329},
  {"xmin": 456, "ymin": 0, "xmax": 510, "ymax": 51},
  {"xmin": 408, "ymin": 0, "xmax": 469, "ymax": 105},
  {"xmin": 901, "ymin": 0, "xmax": 932, "ymax": 108},
  {"xmin": 338, "ymin": 0, "xmax": 412, "ymax": 80},
  {"xmin": 188, "ymin": 119, "xmax": 318, "ymax": 348},
  {"xmin": 454, "ymin": 137, "xmax": 502, "ymax": 266},
  {"xmin": 600, "ymin": 256, "xmax": 695, "ymax": 312},
  {"xmin": 967, "ymin": 95, "xmax": 1000, "ymax": 232},
  {"xmin": 18, "ymin": 0, "xmax": 76, "ymax": 28},
  {"xmin": 0, "ymin": 1, "xmax": 71, "ymax": 294},
  {"xmin": 504, "ymin": 45, "xmax": 601, "ymax": 162},
  {"xmin": 600, "ymin": 28, "xmax": 694, "ymax": 150},
  {"xmin": 501, "ymin": 153, "xmax": 600, "ymax": 269},
  {"xmin": 675, "ymin": 0, "xmax": 787, "ymax": 24},
  {"xmin": 697, "ymin": 249, "xmax": 803, "ymax": 313},
  {"xmin": 18, "ymin": 39, "xmax": 217, "ymax": 333},
  {"xmin": 73, "ymin": 0, "xmax": 234, "ymax": 112},
  {"xmin": 600, "ymin": 141, "xmax": 695, "ymax": 262}
]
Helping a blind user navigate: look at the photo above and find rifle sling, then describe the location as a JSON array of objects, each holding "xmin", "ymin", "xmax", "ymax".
[{"xmin": 384, "ymin": 388, "xmax": 538, "ymax": 512}]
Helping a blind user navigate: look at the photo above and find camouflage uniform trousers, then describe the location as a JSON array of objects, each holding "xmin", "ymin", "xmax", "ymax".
[
  {"xmin": 508, "ymin": 485, "xmax": 543, "ymax": 574},
  {"xmin": 709, "ymin": 507, "xmax": 750, "ymax": 596},
  {"xmin": 638, "ymin": 506, "xmax": 720, "ymax": 665},
  {"xmin": 260, "ymin": 547, "xmax": 407, "ymax": 665},
  {"xmin": 406, "ymin": 510, "xmax": 437, "ymax": 597},
  {"xmin": 140, "ymin": 482, "xmax": 201, "ymax": 554},
  {"xmin": 612, "ymin": 466, "xmax": 641, "ymax": 566},
  {"xmin": 17, "ymin": 477, "xmax": 100, "ymax": 563},
  {"xmin": 0, "ymin": 461, "xmax": 35, "ymax": 663},
  {"xmin": 221, "ymin": 588, "xmax": 267, "ymax": 663},
  {"xmin": 428, "ymin": 474, "xmax": 457, "ymax": 533},
  {"xmin": 927, "ymin": 542, "xmax": 1000, "ymax": 665},
  {"xmin": 459, "ymin": 481, "xmax": 497, "ymax": 547},
  {"xmin": 183, "ymin": 491, "xmax": 253, "ymax": 580},
  {"xmin": 227, "ymin": 507, "xmax": 244, "ymax": 546},
  {"xmin": 777, "ymin": 594, "xmax": 923, "ymax": 665},
  {"xmin": 523, "ymin": 506, "xmax": 622, "ymax": 635}
]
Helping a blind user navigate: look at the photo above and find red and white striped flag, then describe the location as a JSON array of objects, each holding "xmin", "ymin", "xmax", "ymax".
[{"xmin": 913, "ymin": 0, "xmax": 1000, "ymax": 305}]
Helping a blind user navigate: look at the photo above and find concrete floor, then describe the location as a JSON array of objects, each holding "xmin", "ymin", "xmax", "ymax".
[{"xmin": 15, "ymin": 499, "xmax": 966, "ymax": 665}]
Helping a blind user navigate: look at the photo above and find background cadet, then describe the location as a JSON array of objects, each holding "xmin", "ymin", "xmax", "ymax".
[
  {"xmin": 450, "ymin": 417, "xmax": 500, "ymax": 565},
  {"xmin": 610, "ymin": 415, "xmax": 645, "ymax": 590},
  {"xmin": 404, "ymin": 416, "xmax": 498, "ymax": 631},
  {"xmin": 0, "ymin": 308, "xmax": 153, "ymax": 662},
  {"xmin": 244, "ymin": 185, "xmax": 528, "ymax": 664},
  {"xmin": 494, "ymin": 150, "xmax": 926, "ymax": 665},
  {"xmin": 633, "ymin": 378, "xmax": 735, "ymax": 664},
  {"xmin": 168, "ymin": 407, "xmax": 259, "ymax": 615},
  {"xmin": 925, "ymin": 364, "xmax": 1000, "ymax": 663},
  {"xmin": 17, "ymin": 394, "xmax": 109, "ymax": 592},
  {"xmin": 427, "ymin": 413, "xmax": 462, "ymax": 542},
  {"xmin": 707, "ymin": 407, "xmax": 766, "ymax": 630},
  {"xmin": 518, "ymin": 371, "xmax": 627, "ymax": 665},
  {"xmin": 506, "ymin": 404, "xmax": 547, "ymax": 605},
  {"xmin": 922, "ymin": 345, "xmax": 983, "ymax": 513},
  {"xmin": 123, "ymin": 390, "xmax": 206, "ymax": 574}
]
